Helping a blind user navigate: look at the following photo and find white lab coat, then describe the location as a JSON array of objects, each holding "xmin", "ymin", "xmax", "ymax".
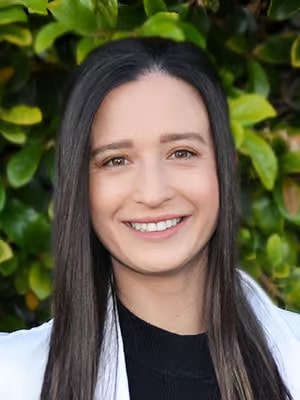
[{"xmin": 0, "ymin": 271, "xmax": 299, "ymax": 400}]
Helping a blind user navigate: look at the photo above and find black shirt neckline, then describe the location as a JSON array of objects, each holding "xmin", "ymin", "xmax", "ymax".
[{"xmin": 117, "ymin": 299, "xmax": 216, "ymax": 380}]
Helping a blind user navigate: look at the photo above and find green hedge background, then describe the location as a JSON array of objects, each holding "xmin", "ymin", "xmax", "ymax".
[{"xmin": 0, "ymin": 0, "xmax": 300, "ymax": 332}]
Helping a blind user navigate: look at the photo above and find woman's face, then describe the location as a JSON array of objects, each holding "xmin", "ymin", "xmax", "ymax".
[{"xmin": 89, "ymin": 73, "xmax": 219, "ymax": 275}]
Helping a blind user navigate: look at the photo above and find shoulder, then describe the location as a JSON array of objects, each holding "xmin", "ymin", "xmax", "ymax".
[
  {"xmin": 277, "ymin": 307, "xmax": 300, "ymax": 340},
  {"xmin": 239, "ymin": 270, "xmax": 300, "ymax": 397},
  {"xmin": 0, "ymin": 320, "xmax": 52, "ymax": 400},
  {"xmin": 239, "ymin": 270, "xmax": 300, "ymax": 338}
]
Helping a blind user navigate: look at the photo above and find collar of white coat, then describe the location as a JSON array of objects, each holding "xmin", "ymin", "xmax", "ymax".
[
  {"xmin": 94, "ymin": 270, "xmax": 300, "ymax": 400},
  {"xmin": 240, "ymin": 271, "xmax": 300, "ymax": 398}
]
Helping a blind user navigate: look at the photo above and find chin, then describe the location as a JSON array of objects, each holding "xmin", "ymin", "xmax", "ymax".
[
  {"xmin": 116, "ymin": 253, "xmax": 198, "ymax": 277},
  {"xmin": 136, "ymin": 265, "xmax": 183, "ymax": 276}
]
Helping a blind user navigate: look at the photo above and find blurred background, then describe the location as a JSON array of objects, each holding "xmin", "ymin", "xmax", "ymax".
[{"xmin": 0, "ymin": 0, "xmax": 300, "ymax": 331}]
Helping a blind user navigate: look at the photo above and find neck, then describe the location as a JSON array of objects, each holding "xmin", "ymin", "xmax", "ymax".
[{"xmin": 112, "ymin": 258, "xmax": 207, "ymax": 335}]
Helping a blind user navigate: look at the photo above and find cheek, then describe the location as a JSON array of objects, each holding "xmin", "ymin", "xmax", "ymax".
[
  {"xmin": 179, "ymin": 168, "xmax": 219, "ymax": 206},
  {"xmin": 89, "ymin": 177, "xmax": 116, "ymax": 247},
  {"xmin": 89, "ymin": 176, "xmax": 109, "ymax": 223},
  {"xmin": 89, "ymin": 174, "xmax": 128, "ymax": 221}
]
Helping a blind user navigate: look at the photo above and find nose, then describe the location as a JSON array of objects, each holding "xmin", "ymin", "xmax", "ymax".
[{"xmin": 133, "ymin": 160, "xmax": 174, "ymax": 208}]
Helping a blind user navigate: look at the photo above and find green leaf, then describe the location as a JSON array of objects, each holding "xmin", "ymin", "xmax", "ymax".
[
  {"xmin": 0, "ymin": 314, "xmax": 26, "ymax": 332},
  {"xmin": 48, "ymin": 200, "xmax": 54, "ymax": 220},
  {"xmin": 268, "ymin": 0, "xmax": 300, "ymax": 21},
  {"xmin": 0, "ymin": 105, "xmax": 42, "ymax": 125},
  {"xmin": 274, "ymin": 178, "xmax": 300, "ymax": 225},
  {"xmin": 95, "ymin": 0, "xmax": 118, "ymax": 29},
  {"xmin": 285, "ymin": 269, "xmax": 300, "ymax": 309},
  {"xmin": 0, "ymin": 1, "xmax": 23, "ymax": 7},
  {"xmin": 0, "ymin": 239, "xmax": 13, "ymax": 263},
  {"xmin": 280, "ymin": 151, "xmax": 300, "ymax": 174},
  {"xmin": 0, "ymin": 179, "xmax": 5, "ymax": 211},
  {"xmin": 143, "ymin": 0, "xmax": 167, "ymax": 17},
  {"xmin": 229, "ymin": 94, "xmax": 276, "ymax": 126},
  {"xmin": 247, "ymin": 59, "xmax": 270, "ymax": 97},
  {"xmin": 7, "ymin": 143, "xmax": 43, "ymax": 188},
  {"xmin": 239, "ymin": 227, "xmax": 251, "ymax": 245},
  {"xmin": 139, "ymin": 12, "xmax": 184, "ymax": 41},
  {"xmin": 42, "ymin": 252, "xmax": 54, "ymax": 269},
  {"xmin": 291, "ymin": 35, "xmax": 300, "ymax": 68},
  {"xmin": 254, "ymin": 34, "xmax": 296, "ymax": 65},
  {"xmin": 111, "ymin": 30, "xmax": 132, "ymax": 40},
  {"xmin": 0, "ymin": 24, "xmax": 31, "ymax": 45},
  {"xmin": 231, "ymin": 120, "xmax": 244, "ymax": 149},
  {"xmin": 29, "ymin": 262, "xmax": 52, "ymax": 300},
  {"xmin": 14, "ymin": 263, "xmax": 29, "ymax": 295},
  {"xmin": 219, "ymin": 68, "xmax": 234, "ymax": 91},
  {"xmin": 281, "ymin": 234, "xmax": 298, "ymax": 266},
  {"xmin": 0, "ymin": 256, "xmax": 17, "ymax": 276},
  {"xmin": 251, "ymin": 195, "xmax": 283, "ymax": 234},
  {"xmin": 226, "ymin": 34, "xmax": 249, "ymax": 54},
  {"xmin": 0, "ymin": 199, "xmax": 50, "ymax": 252},
  {"xmin": 241, "ymin": 130, "xmax": 278, "ymax": 190},
  {"xmin": 0, "ymin": 121, "xmax": 26, "ymax": 144},
  {"xmin": 238, "ymin": 228, "xmax": 257, "ymax": 261},
  {"xmin": 273, "ymin": 262, "xmax": 290, "ymax": 279},
  {"xmin": 267, "ymin": 233, "xmax": 282, "ymax": 267},
  {"xmin": 76, "ymin": 37, "xmax": 106, "ymax": 64},
  {"xmin": 0, "ymin": 6, "xmax": 27, "ymax": 24},
  {"xmin": 48, "ymin": 0, "xmax": 98, "ymax": 35},
  {"xmin": 21, "ymin": 0, "xmax": 48, "ymax": 14},
  {"xmin": 79, "ymin": 0, "xmax": 94, "ymax": 10},
  {"xmin": 180, "ymin": 22, "xmax": 206, "ymax": 49},
  {"xmin": 35, "ymin": 22, "xmax": 69, "ymax": 54}
]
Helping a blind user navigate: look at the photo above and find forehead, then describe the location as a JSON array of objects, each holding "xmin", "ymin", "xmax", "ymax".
[{"xmin": 91, "ymin": 73, "xmax": 212, "ymax": 145}]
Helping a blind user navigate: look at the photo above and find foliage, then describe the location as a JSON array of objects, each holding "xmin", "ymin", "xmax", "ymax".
[{"xmin": 0, "ymin": 0, "xmax": 300, "ymax": 331}]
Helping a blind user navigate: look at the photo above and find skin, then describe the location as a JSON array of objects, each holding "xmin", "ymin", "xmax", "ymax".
[{"xmin": 89, "ymin": 73, "xmax": 219, "ymax": 335}]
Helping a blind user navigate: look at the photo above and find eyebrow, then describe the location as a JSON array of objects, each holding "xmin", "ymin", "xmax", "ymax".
[
  {"xmin": 91, "ymin": 132, "xmax": 208, "ymax": 158},
  {"xmin": 160, "ymin": 132, "xmax": 207, "ymax": 145}
]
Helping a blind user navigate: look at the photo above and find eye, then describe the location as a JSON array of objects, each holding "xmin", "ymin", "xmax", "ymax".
[
  {"xmin": 102, "ymin": 156, "xmax": 129, "ymax": 167},
  {"xmin": 170, "ymin": 149, "xmax": 197, "ymax": 159}
]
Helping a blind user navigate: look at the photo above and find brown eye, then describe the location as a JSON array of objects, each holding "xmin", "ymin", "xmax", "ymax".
[
  {"xmin": 172, "ymin": 149, "xmax": 196, "ymax": 159},
  {"xmin": 103, "ymin": 157, "xmax": 128, "ymax": 167}
]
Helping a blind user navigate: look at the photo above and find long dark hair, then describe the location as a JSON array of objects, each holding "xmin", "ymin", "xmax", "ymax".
[{"xmin": 41, "ymin": 37, "xmax": 292, "ymax": 400}]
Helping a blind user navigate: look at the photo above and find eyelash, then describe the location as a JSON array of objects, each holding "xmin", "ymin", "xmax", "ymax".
[
  {"xmin": 169, "ymin": 149, "xmax": 197, "ymax": 159},
  {"xmin": 102, "ymin": 157, "xmax": 129, "ymax": 167},
  {"xmin": 100, "ymin": 149, "xmax": 198, "ymax": 168}
]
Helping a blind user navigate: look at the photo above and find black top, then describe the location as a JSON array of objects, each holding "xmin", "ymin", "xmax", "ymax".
[{"xmin": 117, "ymin": 300, "xmax": 221, "ymax": 400}]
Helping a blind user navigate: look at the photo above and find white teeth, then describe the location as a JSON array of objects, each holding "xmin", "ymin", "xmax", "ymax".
[
  {"xmin": 148, "ymin": 223, "xmax": 156, "ymax": 232},
  {"xmin": 157, "ymin": 221, "xmax": 165, "ymax": 231},
  {"xmin": 166, "ymin": 220, "xmax": 173, "ymax": 228},
  {"xmin": 130, "ymin": 218, "xmax": 182, "ymax": 232}
]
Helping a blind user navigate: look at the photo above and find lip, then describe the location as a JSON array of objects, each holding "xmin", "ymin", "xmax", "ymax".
[
  {"xmin": 124, "ymin": 215, "xmax": 187, "ymax": 224},
  {"xmin": 123, "ymin": 216, "xmax": 190, "ymax": 240}
]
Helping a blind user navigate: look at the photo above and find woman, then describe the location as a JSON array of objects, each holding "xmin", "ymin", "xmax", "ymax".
[{"xmin": 0, "ymin": 37, "xmax": 299, "ymax": 400}]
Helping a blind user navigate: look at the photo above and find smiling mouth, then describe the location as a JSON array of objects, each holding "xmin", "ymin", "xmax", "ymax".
[{"xmin": 126, "ymin": 217, "xmax": 185, "ymax": 233}]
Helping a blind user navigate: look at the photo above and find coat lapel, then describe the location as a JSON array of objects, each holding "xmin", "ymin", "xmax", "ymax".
[
  {"xmin": 241, "ymin": 271, "xmax": 300, "ymax": 398},
  {"xmin": 94, "ymin": 297, "xmax": 130, "ymax": 400}
]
